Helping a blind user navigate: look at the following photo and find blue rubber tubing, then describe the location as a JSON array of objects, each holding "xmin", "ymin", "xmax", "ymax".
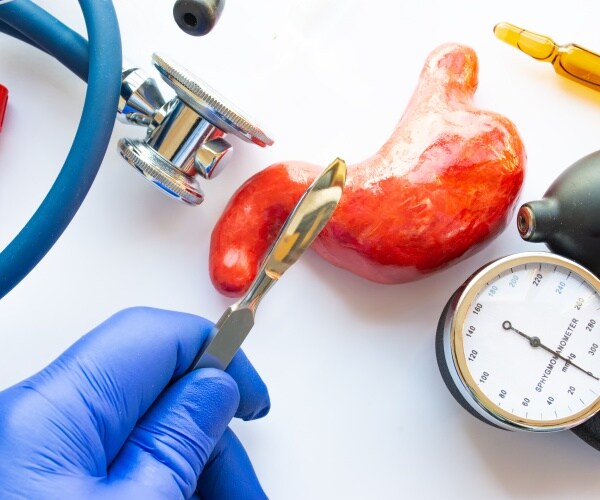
[{"xmin": 0, "ymin": 0, "xmax": 122, "ymax": 299}]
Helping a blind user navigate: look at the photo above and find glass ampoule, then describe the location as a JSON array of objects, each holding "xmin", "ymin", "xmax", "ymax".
[{"xmin": 494, "ymin": 22, "xmax": 600, "ymax": 92}]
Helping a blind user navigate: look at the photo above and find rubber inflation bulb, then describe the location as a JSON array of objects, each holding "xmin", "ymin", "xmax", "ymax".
[
  {"xmin": 173, "ymin": 0, "xmax": 225, "ymax": 36},
  {"xmin": 518, "ymin": 150, "xmax": 600, "ymax": 276}
]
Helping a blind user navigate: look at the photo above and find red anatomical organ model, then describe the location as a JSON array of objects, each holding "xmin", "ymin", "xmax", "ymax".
[{"xmin": 210, "ymin": 43, "xmax": 526, "ymax": 297}]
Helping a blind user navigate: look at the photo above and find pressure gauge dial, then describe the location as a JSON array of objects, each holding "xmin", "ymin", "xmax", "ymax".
[{"xmin": 437, "ymin": 252, "xmax": 600, "ymax": 432}]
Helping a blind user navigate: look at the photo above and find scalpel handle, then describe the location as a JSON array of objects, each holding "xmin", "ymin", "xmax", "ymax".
[{"xmin": 189, "ymin": 304, "xmax": 255, "ymax": 371}]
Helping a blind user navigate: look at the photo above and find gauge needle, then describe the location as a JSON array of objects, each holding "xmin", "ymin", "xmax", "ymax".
[{"xmin": 502, "ymin": 321, "xmax": 600, "ymax": 381}]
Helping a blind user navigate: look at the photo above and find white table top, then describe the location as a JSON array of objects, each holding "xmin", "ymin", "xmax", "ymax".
[{"xmin": 2, "ymin": 1, "xmax": 600, "ymax": 498}]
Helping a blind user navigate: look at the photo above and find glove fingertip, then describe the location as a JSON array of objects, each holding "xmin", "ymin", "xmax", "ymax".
[
  {"xmin": 227, "ymin": 350, "xmax": 271, "ymax": 421},
  {"xmin": 239, "ymin": 396, "xmax": 270, "ymax": 421}
]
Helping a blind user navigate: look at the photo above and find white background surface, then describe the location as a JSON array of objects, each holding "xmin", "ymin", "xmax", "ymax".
[{"xmin": 2, "ymin": 1, "xmax": 600, "ymax": 498}]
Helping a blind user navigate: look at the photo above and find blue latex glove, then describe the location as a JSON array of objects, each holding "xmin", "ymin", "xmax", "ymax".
[{"xmin": 0, "ymin": 307, "xmax": 270, "ymax": 499}]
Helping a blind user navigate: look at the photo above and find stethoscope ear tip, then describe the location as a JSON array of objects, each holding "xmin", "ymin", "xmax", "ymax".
[{"xmin": 172, "ymin": 0, "xmax": 225, "ymax": 36}]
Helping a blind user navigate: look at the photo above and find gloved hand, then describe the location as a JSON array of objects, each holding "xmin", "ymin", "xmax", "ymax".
[{"xmin": 0, "ymin": 307, "xmax": 271, "ymax": 499}]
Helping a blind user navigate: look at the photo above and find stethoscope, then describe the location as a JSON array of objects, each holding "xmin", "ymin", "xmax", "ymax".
[{"xmin": 0, "ymin": 0, "xmax": 272, "ymax": 300}]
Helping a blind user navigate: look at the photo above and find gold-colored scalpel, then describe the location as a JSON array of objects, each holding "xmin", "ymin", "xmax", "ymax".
[{"xmin": 189, "ymin": 158, "xmax": 347, "ymax": 371}]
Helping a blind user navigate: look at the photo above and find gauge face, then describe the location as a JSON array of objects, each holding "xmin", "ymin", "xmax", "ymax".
[{"xmin": 451, "ymin": 253, "xmax": 600, "ymax": 430}]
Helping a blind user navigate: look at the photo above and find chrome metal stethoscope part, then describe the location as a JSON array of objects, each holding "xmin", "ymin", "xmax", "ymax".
[{"xmin": 117, "ymin": 53, "xmax": 273, "ymax": 205}]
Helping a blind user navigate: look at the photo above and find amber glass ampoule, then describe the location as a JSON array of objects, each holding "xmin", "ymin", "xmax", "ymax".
[{"xmin": 494, "ymin": 22, "xmax": 600, "ymax": 92}]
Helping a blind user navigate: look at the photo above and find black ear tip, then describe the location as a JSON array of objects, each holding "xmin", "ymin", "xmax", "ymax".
[{"xmin": 173, "ymin": 0, "xmax": 225, "ymax": 36}]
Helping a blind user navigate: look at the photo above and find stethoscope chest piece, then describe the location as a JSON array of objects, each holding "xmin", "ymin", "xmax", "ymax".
[{"xmin": 118, "ymin": 53, "xmax": 273, "ymax": 205}]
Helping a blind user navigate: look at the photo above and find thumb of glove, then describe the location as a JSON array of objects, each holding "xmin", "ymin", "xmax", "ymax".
[{"xmin": 106, "ymin": 368, "xmax": 240, "ymax": 499}]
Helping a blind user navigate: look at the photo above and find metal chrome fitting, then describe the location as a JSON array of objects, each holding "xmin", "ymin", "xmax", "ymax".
[{"xmin": 117, "ymin": 53, "xmax": 273, "ymax": 205}]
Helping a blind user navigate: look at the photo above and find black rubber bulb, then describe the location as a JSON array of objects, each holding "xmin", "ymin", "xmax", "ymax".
[
  {"xmin": 173, "ymin": 0, "xmax": 225, "ymax": 36},
  {"xmin": 518, "ymin": 150, "xmax": 600, "ymax": 276}
]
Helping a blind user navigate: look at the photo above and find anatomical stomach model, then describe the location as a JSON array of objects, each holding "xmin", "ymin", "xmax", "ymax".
[{"xmin": 210, "ymin": 43, "xmax": 526, "ymax": 296}]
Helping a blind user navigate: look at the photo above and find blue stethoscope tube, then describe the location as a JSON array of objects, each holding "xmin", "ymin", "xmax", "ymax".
[{"xmin": 0, "ymin": 0, "xmax": 122, "ymax": 300}]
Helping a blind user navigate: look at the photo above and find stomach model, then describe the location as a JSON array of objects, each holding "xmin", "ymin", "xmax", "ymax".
[{"xmin": 210, "ymin": 43, "xmax": 526, "ymax": 297}]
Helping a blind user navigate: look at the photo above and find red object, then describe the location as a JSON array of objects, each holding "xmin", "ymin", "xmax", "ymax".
[
  {"xmin": 0, "ymin": 84, "xmax": 7, "ymax": 133},
  {"xmin": 210, "ymin": 43, "xmax": 527, "ymax": 297}
]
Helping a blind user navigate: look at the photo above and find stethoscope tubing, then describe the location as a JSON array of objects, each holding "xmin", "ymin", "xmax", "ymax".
[{"xmin": 0, "ymin": 0, "xmax": 122, "ymax": 299}]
